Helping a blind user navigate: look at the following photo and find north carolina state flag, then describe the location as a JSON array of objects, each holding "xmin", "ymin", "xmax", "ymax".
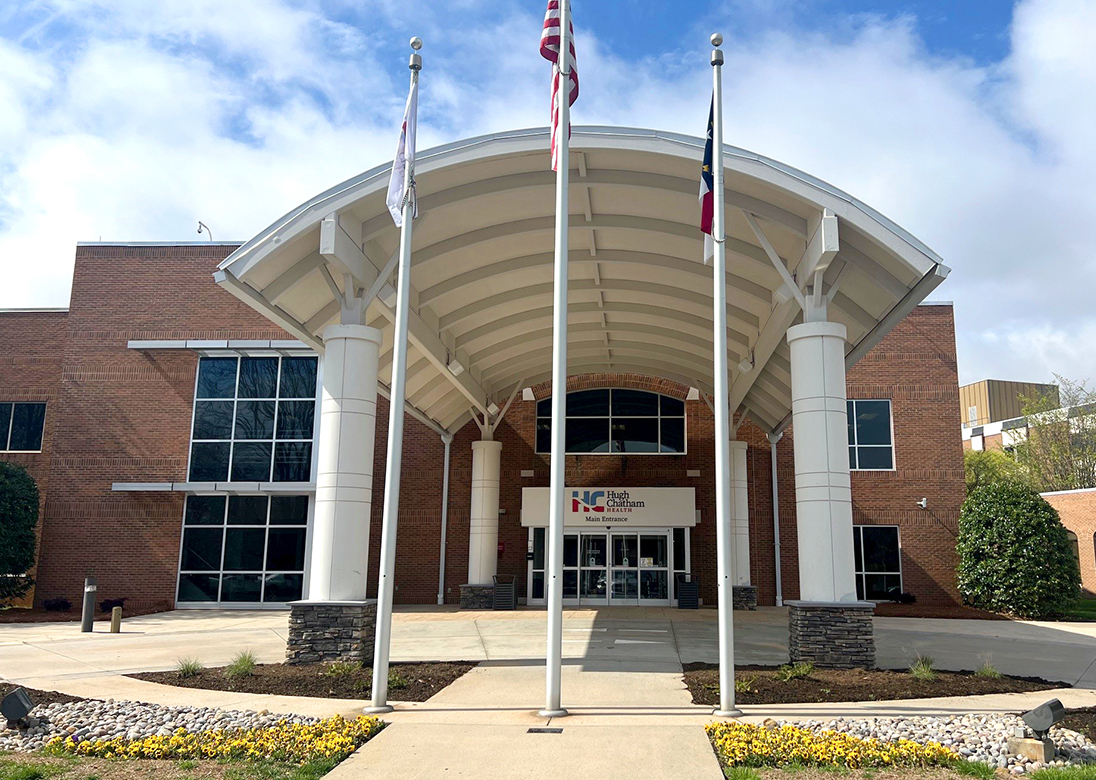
[{"xmin": 699, "ymin": 98, "xmax": 714, "ymax": 263}]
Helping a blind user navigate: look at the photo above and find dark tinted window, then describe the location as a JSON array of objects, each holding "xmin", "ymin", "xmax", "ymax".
[
  {"xmin": 848, "ymin": 399, "xmax": 894, "ymax": 470},
  {"xmin": 223, "ymin": 528, "xmax": 266, "ymax": 570},
  {"xmin": 9, "ymin": 403, "xmax": 46, "ymax": 450},
  {"xmin": 189, "ymin": 442, "xmax": 230, "ymax": 481},
  {"xmin": 196, "ymin": 358, "xmax": 237, "ymax": 399},
  {"xmin": 612, "ymin": 418, "xmax": 659, "ymax": 452},
  {"xmin": 535, "ymin": 420, "xmax": 552, "ymax": 453},
  {"xmin": 660, "ymin": 418, "xmax": 686, "ymax": 453},
  {"xmin": 856, "ymin": 447, "xmax": 893, "ymax": 470},
  {"xmin": 276, "ymin": 400, "xmax": 315, "ymax": 439},
  {"xmin": 566, "ymin": 417, "xmax": 610, "ymax": 452},
  {"xmin": 263, "ymin": 573, "xmax": 303, "ymax": 602},
  {"xmin": 273, "ymin": 442, "xmax": 312, "ymax": 482},
  {"xmin": 0, "ymin": 403, "xmax": 11, "ymax": 449},
  {"xmin": 567, "ymin": 389, "xmax": 609, "ymax": 417},
  {"xmin": 660, "ymin": 396, "xmax": 685, "ymax": 417},
  {"xmin": 185, "ymin": 495, "xmax": 226, "ymax": 525},
  {"xmin": 853, "ymin": 400, "xmax": 892, "ymax": 445},
  {"xmin": 237, "ymin": 357, "xmax": 278, "ymax": 399},
  {"xmin": 231, "ymin": 442, "xmax": 273, "ymax": 481},
  {"xmin": 178, "ymin": 573, "xmax": 219, "ymax": 602},
  {"xmin": 221, "ymin": 574, "xmax": 262, "ymax": 602},
  {"xmin": 612, "ymin": 389, "xmax": 658, "ymax": 416},
  {"xmin": 234, "ymin": 400, "xmax": 275, "ymax": 440},
  {"xmin": 193, "ymin": 401, "xmax": 234, "ymax": 440},
  {"xmin": 228, "ymin": 495, "xmax": 268, "ymax": 525},
  {"xmin": 861, "ymin": 526, "xmax": 900, "ymax": 572},
  {"xmin": 181, "ymin": 528, "xmax": 223, "ymax": 570},
  {"xmin": 267, "ymin": 528, "xmax": 307, "ymax": 570},
  {"xmin": 279, "ymin": 357, "xmax": 318, "ymax": 399},
  {"xmin": 270, "ymin": 495, "xmax": 309, "ymax": 524},
  {"xmin": 536, "ymin": 398, "xmax": 551, "ymax": 416}
]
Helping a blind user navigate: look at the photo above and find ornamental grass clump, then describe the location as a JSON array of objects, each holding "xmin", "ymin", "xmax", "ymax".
[
  {"xmin": 45, "ymin": 715, "xmax": 385, "ymax": 764},
  {"xmin": 909, "ymin": 654, "xmax": 937, "ymax": 682},
  {"xmin": 705, "ymin": 722, "xmax": 957, "ymax": 769},
  {"xmin": 975, "ymin": 661, "xmax": 1003, "ymax": 679},
  {"xmin": 175, "ymin": 657, "xmax": 204, "ymax": 679},
  {"xmin": 225, "ymin": 650, "xmax": 257, "ymax": 679},
  {"xmin": 775, "ymin": 662, "xmax": 814, "ymax": 682}
]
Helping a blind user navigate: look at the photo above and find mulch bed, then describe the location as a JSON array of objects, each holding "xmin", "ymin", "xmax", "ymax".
[
  {"xmin": 0, "ymin": 682, "xmax": 83, "ymax": 706},
  {"xmin": 0, "ymin": 603, "xmax": 172, "ymax": 623},
  {"xmin": 682, "ymin": 663, "xmax": 1063, "ymax": 706},
  {"xmin": 130, "ymin": 661, "xmax": 476, "ymax": 702},
  {"xmin": 871, "ymin": 603, "xmax": 1009, "ymax": 620},
  {"xmin": 1061, "ymin": 707, "xmax": 1096, "ymax": 741}
]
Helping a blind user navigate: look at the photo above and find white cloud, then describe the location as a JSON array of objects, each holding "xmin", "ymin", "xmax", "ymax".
[{"xmin": 0, "ymin": 0, "xmax": 1094, "ymax": 386}]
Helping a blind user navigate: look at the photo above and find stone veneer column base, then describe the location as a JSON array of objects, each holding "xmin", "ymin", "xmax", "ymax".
[
  {"xmin": 285, "ymin": 601, "xmax": 376, "ymax": 665},
  {"xmin": 459, "ymin": 584, "xmax": 494, "ymax": 610},
  {"xmin": 732, "ymin": 585, "xmax": 758, "ymax": 610},
  {"xmin": 787, "ymin": 600, "xmax": 875, "ymax": 669}
]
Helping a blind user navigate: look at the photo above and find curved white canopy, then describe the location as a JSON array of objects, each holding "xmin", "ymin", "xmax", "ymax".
[{"xmin": 216, "ymin": 126, "xmax": 949, "ymax": 435}]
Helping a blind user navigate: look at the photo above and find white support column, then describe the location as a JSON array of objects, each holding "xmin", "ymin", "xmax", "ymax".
[
  {"xmin": 787, "ymin": 317, "xmax": 857, "ymax": 603},
  {"xmin": 467, "ymin": 439, "xmax": 503, "ymax": 586},
  {"xmin": 729, "ymin": 440, "xmax": 750, "ymax": 587},
  {"xmin": 307, "ymin": 324, "xmax": 383, "ymax": 601}
]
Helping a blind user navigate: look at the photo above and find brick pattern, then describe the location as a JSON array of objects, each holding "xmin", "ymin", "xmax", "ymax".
[
  {"xmin": 3, "ymin": 246, "xmax": 967, "ymax": 615},
  {"xmin": 285, "ymin": 602, "xmax": 377, "ymax": 665},
  {"xmin": 1041, "ymin": 489, "xmax": 1096, "ymax": 596},
  {"xmin": 787, "ymin": 601, "xmax": 876, "ymax": 669}
]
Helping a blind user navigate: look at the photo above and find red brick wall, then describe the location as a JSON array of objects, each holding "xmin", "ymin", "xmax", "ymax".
[
  {"xmin": 0, "ymin": 310, "xmax": 67, "ymax": 607},
  {"xmin": 8, "ymin": 244, "xmax": 966, "ymax": 611},
  {"xmin": 1041, "ymin": 489, "xmax": 1096, "ymax": 596}
]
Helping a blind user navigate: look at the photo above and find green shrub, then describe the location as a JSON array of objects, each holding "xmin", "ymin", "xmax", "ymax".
[
  {"xmin": 956, "ymin": 481, "xmax": 1081, "ymax": 619},
  {"xmin": 734, "ymin": 675, "xmax": 758, "ymax": 695},
  {"xmin": 176, "ymin": 657, "xmax": 204, "ymax": 678},
  {"xmin": 775, "ymin": 662, "xmax": 814, "ymax": 682},
  {"xmin": 974, "ymin": 661, "xmax": 1002, "ymax": 679},
  {"xmin": 909, "ymin": 654, "xmax": 936, "ymax": 681},
  {"xmin": 225, "ymin": 650, "xmax": 257, "ymax": 678},
  {"xmin": 325, "ymin": 661, "xmax": 362, "ymax": 678},
  {"xmin": 387, "ymin": 669, "xmax": 409, "ymax": 690},
  {"xmin": 0, "ymin": 463, "xmax": 39, "ymax": 605}
]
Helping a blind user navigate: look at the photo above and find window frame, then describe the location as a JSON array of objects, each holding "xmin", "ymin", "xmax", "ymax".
[
  {"xmin": 852, "ymin": 524, "xmax": 903, "ymax": 601},
  {"xmin": 185, "ymin": 356, "xmax": 318, "ymax": 484},
  {"xmin": 0, "ymin": 402, "xmax": 47, "ymax": 453},
  {"xmin": 847, "ymin": 398, "xmax": 896, "ymax": 472},
  {"xmin": 174, "ymin": 493, "xmax": 312, "ymax": 607},
  {"xmin": 533, "ymin": 388, "xmax": 687, "ymax": 456}
]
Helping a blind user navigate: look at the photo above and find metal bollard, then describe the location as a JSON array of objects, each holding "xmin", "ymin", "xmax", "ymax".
[
  {"xmin": 110, "ymin": 606, "xmax": 122, "ymax": 634},
  {"xmin": 80, "ymin": 577, "xmax": 97, "ymax": 633}
]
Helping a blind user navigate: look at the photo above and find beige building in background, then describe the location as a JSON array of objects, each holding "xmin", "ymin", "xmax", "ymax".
[{"xmin": 959, "ymin": 379, "xmax": 1058, "ymax": 428}]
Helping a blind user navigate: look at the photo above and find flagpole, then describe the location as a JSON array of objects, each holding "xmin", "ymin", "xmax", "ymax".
[
  {"xmin": 540, "ymin": 0, "xmax": 571, "ymax": 720},
  {"xmin": 710, "ymin": 32, "xmax": 742, "ymax": 719},
  {"xmin": 366, "ymin": 36, "xmax": 422, "ymax": 715}
]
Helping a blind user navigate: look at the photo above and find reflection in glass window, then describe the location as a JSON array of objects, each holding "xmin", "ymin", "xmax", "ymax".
[
  {"xmin": 847, "ymin": 399, "xmax": 894, "ymax": 470},
  {"xmin": 1, "ymin": 402, "xmax": 47, "ymax": 452},
  {"xmin": 536, "ymin": 389, "xmax": 687, "ymax": 454},
  {"xmin": 188, "ymin": 356, "xmax": 318, "ymax": 483},
  {"xmin": 177, "ymin": 494, "xmax": 309, "ymax": 604},
  {"xmin": 853, "ymin": 525, "xmax": 902, "ymax": 600}
]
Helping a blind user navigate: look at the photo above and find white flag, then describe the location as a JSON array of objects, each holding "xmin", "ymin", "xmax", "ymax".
[{"xmin": 386, "ymin": 79, "xmax": 419, "ymax": 227}]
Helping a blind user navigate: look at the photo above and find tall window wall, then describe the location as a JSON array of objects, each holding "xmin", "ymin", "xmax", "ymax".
[
  {"xmin": 189, "ymin": 356, "xmax": 318, "ymax": 483},
  {"xmin": 177, "ymin": 494, "xmax": 309, "ymax": 604}
]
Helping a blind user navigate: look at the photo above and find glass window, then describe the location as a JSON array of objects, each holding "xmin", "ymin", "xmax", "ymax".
[
  {"xmin": 196, "ymin": 358, "xmax": 237, "ymax": 399},
  {"xmin": 532, "ymin": 527, "xmax": 546, "ymax": 569},
  {"xmin": 847, "ymin": 399, "xmax": 894, "ymax": 471},
  {"xmin": 853, "ymin": 525, "xmax": 902, "ymax": 601},
  {"xmin": 279, "ymin": 357, "xmax": 318, "ymax": 399},
  {"xmin": 178, "ymin": 494, "xmax": 309, "ymax": 604},
  {"xmin": 537, "ymin": 389, "xmax": 687, "ymax": 455},
  {"xmin": 189, "ymin": 356, "xmax": 318, "ymax": 483},
  {"xmin": 189, "ymin": 442, "xmax": 230, "ymax": 482},
  {"xmin": 1, "ymin": 403, "xmax": 47, "ymax": 452},
  {"xmin": 228, "ymin": 495, "xmax": 268, "ymax": 525},
  {"xmin": 237, "ymin": 358, "xmax": 278, "ymax": 399},
  {"xmin": 193, "ymin": 401, "xmax": 235, "ymax": 440}
]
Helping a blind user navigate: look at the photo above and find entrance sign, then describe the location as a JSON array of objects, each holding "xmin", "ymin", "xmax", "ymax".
[{"xmin": 521, "ymin": 487, "xmax": 696, "ymax": 527}]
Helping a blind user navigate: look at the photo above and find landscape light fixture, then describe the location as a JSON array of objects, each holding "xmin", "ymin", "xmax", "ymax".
[
  {"xmin": 1022, "ymin": 699, "xmax": 1065, "ymax": 740},
  {"xmin": 1, "ymin": 687, "xmax": 34, "ymax": 729}
]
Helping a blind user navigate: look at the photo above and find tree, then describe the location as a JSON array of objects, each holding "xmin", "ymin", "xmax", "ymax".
[
  {"xmin": 0, "ymin": 462, "xmax": 39, "ymax": 605},
  {"xmin": 964, "ymin": 448, "xmax": 1026, "ymax": 494},
  {"xmin": 956, "ymin": 480, "xmax": 1080, "ymax": 619},
  {"xmin": 1015, "ymin": 376, "xmax": 1096, "ymax": 492}
]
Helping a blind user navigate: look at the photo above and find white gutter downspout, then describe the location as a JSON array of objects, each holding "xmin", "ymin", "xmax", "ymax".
[
  {"xmin": 768, "ymin": 431, "xmax": 784, "ymax": 607},
  {"xmin": 437, "ymin": 432, "xmax": 453, "ymax": 605}
]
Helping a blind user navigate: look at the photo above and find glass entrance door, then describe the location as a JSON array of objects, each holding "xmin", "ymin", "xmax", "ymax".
[{"xmin": 610, "ymin": 531, "xmax": 670, "ymax": 605}]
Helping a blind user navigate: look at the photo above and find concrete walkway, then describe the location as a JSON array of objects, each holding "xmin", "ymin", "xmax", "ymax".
[{"xmin": 6, "ymin": 607, "xmax": 1096, "ymax": 779}]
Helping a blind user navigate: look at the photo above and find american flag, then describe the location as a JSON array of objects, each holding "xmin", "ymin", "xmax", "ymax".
[
  {"xmin": 699, "ymin": 98, "xmax": 715, "ymax": 263},
  {"xmin": 540, "ymin": 0, "xmax": 579, "ymax": 171}
]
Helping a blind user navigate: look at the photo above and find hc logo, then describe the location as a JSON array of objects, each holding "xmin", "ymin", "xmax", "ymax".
[{"xmin": 572, "ymin": 490, "xmax": 605, "ymax": 513}]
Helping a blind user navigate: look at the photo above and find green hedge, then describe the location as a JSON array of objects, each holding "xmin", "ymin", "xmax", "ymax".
[
  {"xmin": 956, "ymin": 480, "xmax": 1080, "ymax": 619},
  {"xmin": 0, "ymin": 462, "xmax": 39, "ymax": 604}
]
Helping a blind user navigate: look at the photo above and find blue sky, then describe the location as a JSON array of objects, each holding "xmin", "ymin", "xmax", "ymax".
[{"xmin": 1, "ymin": 0, "xmax": 1094, "ymax": 385}]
